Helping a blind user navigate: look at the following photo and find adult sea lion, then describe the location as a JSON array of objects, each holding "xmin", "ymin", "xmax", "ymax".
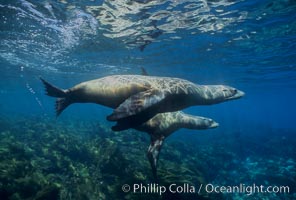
[
  {"xmin": 41, "ymin": 75, "xmax": 244, "ymax": 130},
  {"xmin": 135, "ymin": 111, "xmax": 218, "ymax": 179}
]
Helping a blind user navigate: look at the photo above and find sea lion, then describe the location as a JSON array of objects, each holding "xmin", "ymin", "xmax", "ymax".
[
  {"xmin": 135, "ymin": 111, "xmax": 218, "ymax": 179},
  {"xmin": 41, "ymin": 75, "xmax": 244, "ymax": 130}
]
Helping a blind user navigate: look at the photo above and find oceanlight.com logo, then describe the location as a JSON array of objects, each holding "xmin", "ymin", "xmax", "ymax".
[
  {"xmin": 121, "ymin": 183, "xmax": 290, "ymax": 196},
  {"xmin": 205, "ymin": 183, "xmax": 290, "ymax": 196}
]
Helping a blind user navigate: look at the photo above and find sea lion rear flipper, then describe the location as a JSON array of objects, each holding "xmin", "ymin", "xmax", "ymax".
[
  {"xmin": 107, "ymin": 89, "xmax": 166, "ymax": 122},
  {"xmin": 40, "ymin": 78, "xmax": 71, "ymax": 117},
  {"xmin": 147, "ymin": 136, "xmax": 165, "ymax": 179},
  {"xmin": 56, "ymin": 98, "xmax": 72, "ymax": 117},
  {"xmin": 40, "ymin": 78, "xmax": 67, "ymax": 98}
]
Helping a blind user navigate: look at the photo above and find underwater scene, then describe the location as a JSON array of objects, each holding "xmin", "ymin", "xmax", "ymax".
[{"xmin": 0, "ymin": 0, "xmax": 296, "ymax": 199}]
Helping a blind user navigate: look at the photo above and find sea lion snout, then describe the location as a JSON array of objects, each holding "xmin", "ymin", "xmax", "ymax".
[
  {"xmin": 210, "ymin": 120, "xmax": 219, "ymax": 128},
  {"xmin": 201, "ymin": 117, "xmax": 219, "ymax": 129}
]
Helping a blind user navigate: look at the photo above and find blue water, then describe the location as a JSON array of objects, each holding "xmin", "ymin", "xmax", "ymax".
[{"xmin": 1, "ymin": 0, "xmax": 296, "ymax": 199}]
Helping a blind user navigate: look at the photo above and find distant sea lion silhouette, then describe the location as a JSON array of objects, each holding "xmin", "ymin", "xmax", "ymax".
[
  {"xmin": 135, "ymin": 111, "xmax": 218, "ymax": 179},
  {"xmin": 40, "ymin": 75, "xmax": 244, "ymax": 130}
]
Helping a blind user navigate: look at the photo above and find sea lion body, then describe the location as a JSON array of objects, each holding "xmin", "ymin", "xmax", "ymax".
[{"xmin": 69, "ymin": 75, "xmax": 241, "ymax": 107}]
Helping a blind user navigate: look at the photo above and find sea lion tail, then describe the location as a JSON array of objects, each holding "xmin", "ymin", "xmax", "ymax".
[{"xmin": 40, "ymin": 78, "xmax": 70, "ymax": 117}]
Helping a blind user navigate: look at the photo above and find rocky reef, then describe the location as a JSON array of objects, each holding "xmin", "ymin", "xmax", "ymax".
[{"xmin": 0, "ymin": 116, "xmax": 295, "ymax": 199}]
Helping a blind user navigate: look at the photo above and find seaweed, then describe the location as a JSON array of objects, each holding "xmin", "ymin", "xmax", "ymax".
[{"xmin": 0, "ymin": 116, "xmax": 295, "ymax": 199}]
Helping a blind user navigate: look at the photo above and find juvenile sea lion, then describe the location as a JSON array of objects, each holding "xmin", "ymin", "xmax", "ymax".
[
  {"xmin": 135, "ymin": 111, "xmax": 218, "ymax": 179},
  {"xmin": 41, "ymin": 75, "xmax": 244, "ymax": 130}
]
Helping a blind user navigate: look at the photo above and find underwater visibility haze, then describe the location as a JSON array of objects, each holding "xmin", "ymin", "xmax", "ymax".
[{"xmin": 0, "ymin": 0, "xmax": 296, "ymax": 199}]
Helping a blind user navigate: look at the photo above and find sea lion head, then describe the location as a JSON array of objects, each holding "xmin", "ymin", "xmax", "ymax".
[
  {"xmin": 182, "ymin": 114, "xmax": 219, "ymax": 130},
  {"xmin": 220, "ymin": 85, "xmax": 245, "ymax": 100},
  {"xmin": 205, "ymin": 85, "xmax": 245, "ymax": 103},
  {"xmin": 198, "ymin": 117, "xmax": 219, "ymax": 129}
]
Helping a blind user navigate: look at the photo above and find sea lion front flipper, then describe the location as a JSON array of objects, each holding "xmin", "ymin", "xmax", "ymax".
[
  {"xmin": 107, "ymin": 89, "xmax": 166, "ymax": 122},
  {"xmin": 147, "ymin": 136, "xmax": 165, "ymax": 179}
]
